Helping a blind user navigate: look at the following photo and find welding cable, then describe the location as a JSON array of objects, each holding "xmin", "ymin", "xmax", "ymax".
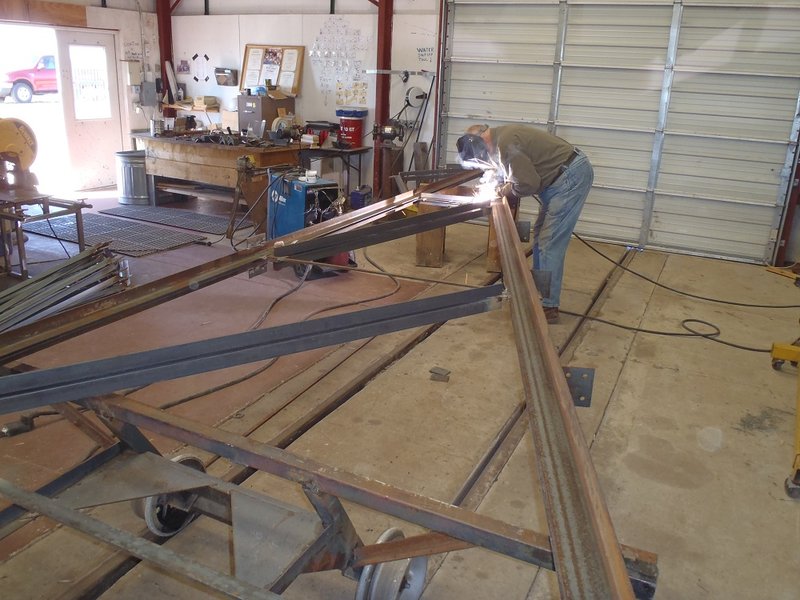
[
  {"xmin": 409, "ymin": 75, "xmax": 437, "ymax": 172},
  {"xmin": 156, "ymin": 249, "xmax": 404, "ymax": 411},
  {"xmin": 560, "ymin": 309, "xmax": 771, "ymax": 353},
  {"xmin": 157, "ymin": 269, "xmax": 310, "ymax": 410},
  {"xmin": 573, "ymin": 232, "xmax": 800, "ymax": 309}
]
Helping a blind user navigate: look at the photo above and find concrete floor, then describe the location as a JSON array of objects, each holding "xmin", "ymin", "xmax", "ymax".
[{"xmin": 0, "ymin": 194, "xmax": 798, "ymax": 599}]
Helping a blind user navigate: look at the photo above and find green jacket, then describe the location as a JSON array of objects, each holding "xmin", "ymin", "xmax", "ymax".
[{"xmin": 491, "ymin": 125, "xmax": 574, "ymax": 196}]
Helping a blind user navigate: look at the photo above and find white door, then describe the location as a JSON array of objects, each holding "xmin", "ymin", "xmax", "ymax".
[{"xmin": 55, "ymin": 29, "xmax": 122, "ymax": 190}]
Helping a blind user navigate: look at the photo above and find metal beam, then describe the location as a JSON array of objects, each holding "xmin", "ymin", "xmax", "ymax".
[
  {"xmin": 492, "ymin": 198, "xmax": 634, "ymax": 599},
  {"xmin": 0, "ymin": 170, "xmax": 480, "ymax": 366},
  {"xmin": 0, "ymin": 286, "xmax": 503, "ymax": 413},
  {"xmin": 0, "ymin": 479, "xmax": 280, "ymax": 600},
  {"xmin": 274, "ymin": 202, "xmax": 488, "ymax": 260}
]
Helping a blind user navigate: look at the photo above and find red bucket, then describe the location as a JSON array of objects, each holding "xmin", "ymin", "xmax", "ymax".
[{"xmin": 336, "ymin": 108, "xmax": 368, "ymax": 147}]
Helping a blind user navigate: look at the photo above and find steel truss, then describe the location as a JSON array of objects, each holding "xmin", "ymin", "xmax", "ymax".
[{"xmin": 0, "ymin": 179, "xmax": 658, "ymax": 599}]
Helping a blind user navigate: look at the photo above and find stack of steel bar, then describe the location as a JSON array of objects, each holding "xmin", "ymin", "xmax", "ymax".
[{"xmin": 0, "ymin": 244, "xmax": 129, "ymax": 332}]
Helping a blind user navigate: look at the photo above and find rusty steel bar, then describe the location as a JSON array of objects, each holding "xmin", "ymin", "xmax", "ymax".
[
  {"xmin": 0, "ymin": 170, "xmax": 480, "ymax": 365},
  {"xmin": 83, "ymin": 396, "xmax": 658, "ymax": 595},
  {"xmin": 492, "ymin": 198, "xmax": 634, "ymax": 599},
  {"xmin": 0, "ymin": 478, "xmax": 279, "ymax": 600}
]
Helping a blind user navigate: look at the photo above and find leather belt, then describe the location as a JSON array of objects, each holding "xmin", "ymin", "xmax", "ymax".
[{"xmin": 562, "ymin": 148, "xmax": 580, "ymax": 169}]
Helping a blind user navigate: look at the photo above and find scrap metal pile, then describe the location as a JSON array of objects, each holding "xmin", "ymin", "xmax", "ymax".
[{"xmin": 0, "ymin": 243, "xmax": 129, "ymax": 333}]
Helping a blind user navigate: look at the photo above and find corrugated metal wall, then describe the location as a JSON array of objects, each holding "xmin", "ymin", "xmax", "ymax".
[{"xmin": 437, "ymin": 0, "xmax": 800, "ymax": 262}]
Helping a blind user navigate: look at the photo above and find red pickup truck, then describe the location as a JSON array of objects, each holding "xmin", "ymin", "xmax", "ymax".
[{"xmin": 0, "ymin": 55, "xmax": 58, "ymax": 103}]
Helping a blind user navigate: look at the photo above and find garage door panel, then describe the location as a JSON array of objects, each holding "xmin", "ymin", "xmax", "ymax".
[
  {"xmin": 667, "ymin": 111, "xmax": 793, "ymax": 140},
  {"xmin": 562, "ymin": 67, "xmax": 664, "ymax": 92},
  {"xmin": 662, "ymin": 135, "xmax": 787, "ymax": 163},
  {"xmin": 559, "ymin": 104, "xmax": 658, "ymax": 130},
  {"xmin": 439, "ymin": 1, "xmax": 800, "ymax": 262},
  {"xmin": 660, "ymin": 153, "xmax": 784, "ymax": 188},
  {"xmin": 654, "ymin": 195, "xmax": 775, "ymax": 224},
  {"xmin": 451, "ymin": 63, "xmax": 553, "ymax": 86},
  {"xmin": 657, "ymin": 172, "xmax": 779, "ymax": 204},
  {"xmin": 449, "ymin": 80, "xmax": 552, "ymax": 107},
  {"xmin": 673, "ymin": 71, "xmax": 800, "ymax": 99}
]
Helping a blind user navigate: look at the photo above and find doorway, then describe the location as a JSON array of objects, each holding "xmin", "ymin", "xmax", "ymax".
[
  {"xmin": 55, "ymin": 28, "xmax": 123, "ymax": 191},
  {"xmin": 0, "ymin": 23, "xmax": 123, "ymax": 194}
]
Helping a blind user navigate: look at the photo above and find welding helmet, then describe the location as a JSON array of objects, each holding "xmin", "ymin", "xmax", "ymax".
[{"xmin": 456, "ymin": 133, "xmax": 490, "ymax": 166}]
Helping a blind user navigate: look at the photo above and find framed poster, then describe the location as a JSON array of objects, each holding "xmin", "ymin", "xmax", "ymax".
[{"xmin": 240, "ymin": 44, "xmax": 304, "ymax": 96}]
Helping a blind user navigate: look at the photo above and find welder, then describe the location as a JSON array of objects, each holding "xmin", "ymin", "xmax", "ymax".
[{"xmin": 456, "ymin": 124, "xmax": 593, "ymax": 324}]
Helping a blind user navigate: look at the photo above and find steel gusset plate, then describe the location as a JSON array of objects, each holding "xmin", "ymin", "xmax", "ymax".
[
  {"xmin": 273, "ymin": 202, "xmax": 489, "ymax": 261},
  {"xmin": 492, "ymin": 198, "xmax": 647, "ymax": 599},
  {"xmin": 0, "ymin": 285, "xmax": 503, "ymax": 414},
  {"xmin": 0, "ymin": 169, "xmax": 482, "ymax": 366}
]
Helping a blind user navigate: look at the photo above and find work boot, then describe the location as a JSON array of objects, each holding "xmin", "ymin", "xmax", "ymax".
[{"xmin": 543, "ymin": 306, "xmax": 559, "ymax": 324}]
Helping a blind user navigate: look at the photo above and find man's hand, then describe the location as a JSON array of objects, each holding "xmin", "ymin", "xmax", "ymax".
[{"xmin": 497, "ymin": 182, "xmax": 514, "ymax": 199}]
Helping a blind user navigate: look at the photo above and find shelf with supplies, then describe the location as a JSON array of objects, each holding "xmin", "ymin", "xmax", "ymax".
[{"xmin": 163, "ymin": 102, "xmax": 219, "ymax": 113}]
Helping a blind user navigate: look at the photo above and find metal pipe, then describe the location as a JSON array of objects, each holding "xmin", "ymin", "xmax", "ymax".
[{"xmin": 492, "ymin": 198, "xmax": 634, "ymax": 598}]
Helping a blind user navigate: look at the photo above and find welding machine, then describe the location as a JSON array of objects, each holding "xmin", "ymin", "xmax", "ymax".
[{"xmin": 267, "ymin": 170, "xmax": 340, "ymax": 240}]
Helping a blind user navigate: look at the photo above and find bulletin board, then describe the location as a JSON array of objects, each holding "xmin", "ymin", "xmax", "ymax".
[{"xmin": 240, "ymin": 44, "xmax": 304, "ymax": 96}]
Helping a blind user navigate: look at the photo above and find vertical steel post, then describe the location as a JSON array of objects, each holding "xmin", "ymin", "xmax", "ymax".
[
  {"xmin": 373, "ymin": 0, "xmax": 394, "ymax": 196},
  {"xmin": 639, "ymin": 0, "xmax": 683, "ymax": 247},
  {"xmin": 547, "ymin": 1, "xmax": 569, "ymax": 135}
]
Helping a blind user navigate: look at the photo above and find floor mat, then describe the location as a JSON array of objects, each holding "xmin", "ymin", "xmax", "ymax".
[
  {"xmin": 24, "ymin": 213, "xmax": 207, "ymax": 257},
  {"xmin": 99, "ymin": 205, "xmax": 252, "ymax": 234}
]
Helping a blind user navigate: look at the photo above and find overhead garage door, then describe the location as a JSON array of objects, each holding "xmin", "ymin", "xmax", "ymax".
[{"xmin": 436, "ymin": 0, "xmax": 800, "ymax": 262}]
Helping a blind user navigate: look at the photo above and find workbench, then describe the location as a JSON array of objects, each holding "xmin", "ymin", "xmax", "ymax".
[{"xmin": 132, "ymin": 132, "xmax": 301, "ymax": 202}]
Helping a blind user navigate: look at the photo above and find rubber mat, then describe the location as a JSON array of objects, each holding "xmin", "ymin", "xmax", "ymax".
[
  {"xmin": 99, "ymin": 205, "xmax": 252, "ymax": 234},
  {"xmin": 24, "ymin": 213, "xmax": 206, "ymax": 257}
]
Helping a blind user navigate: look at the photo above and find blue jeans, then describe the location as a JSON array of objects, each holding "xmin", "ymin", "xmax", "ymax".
[{"xmin": 533, "ymin": 150, "xmax": 593, "ymax": 308}]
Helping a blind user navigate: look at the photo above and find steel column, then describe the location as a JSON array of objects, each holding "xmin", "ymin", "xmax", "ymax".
[
  {"xmin": 639, "ymin": 0, "xmax": 683, "ymax": 248},
  {"xmin": 492, "ymin": 198, "xmax": 634, "ymax": 599}
]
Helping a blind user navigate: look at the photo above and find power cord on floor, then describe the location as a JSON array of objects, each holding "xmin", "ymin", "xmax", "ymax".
[
  {"xmin": 574, "ymin": 232, "xmax": 800, "ymax": 309},
  {"xmin": 560, "ymin": 309, "xmax": 771, "ymax": 353},
  {"xmin": 559, "ymin": 233, "xmax": 783, "ymax": 352},
  {"xmin": 156, "ymin": 248, "xmax": 402, "ymax": 411}
]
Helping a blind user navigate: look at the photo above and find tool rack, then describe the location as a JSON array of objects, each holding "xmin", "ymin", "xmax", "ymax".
[{"xmin": 0, "ymin": 172, "xmax": 659, "ymax": 599}]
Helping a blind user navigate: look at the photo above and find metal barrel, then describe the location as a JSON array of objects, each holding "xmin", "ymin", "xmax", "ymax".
[{"xmin": 115, "ymin": 150, "xmax": 149, "ymax": 205}]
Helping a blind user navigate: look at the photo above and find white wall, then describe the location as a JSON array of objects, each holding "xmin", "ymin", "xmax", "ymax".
[{"xmin": 171, "ymin": 6, "xmax": 440, "ymax": 188}]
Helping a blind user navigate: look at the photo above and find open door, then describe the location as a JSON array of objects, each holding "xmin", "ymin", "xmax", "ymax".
[{"xmin": 55, "ymin": 29, "xmax": 122, "ymax": 190}]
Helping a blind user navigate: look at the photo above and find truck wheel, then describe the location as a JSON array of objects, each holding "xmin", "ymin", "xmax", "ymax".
[{"xmin": 12, "ymin": 82, "xmax": 33, "ymax": 103}]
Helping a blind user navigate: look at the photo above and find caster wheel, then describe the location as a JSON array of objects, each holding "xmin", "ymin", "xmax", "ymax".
[
  {"xmin": 355, "ymin": 527, "xmax": 427, "ymax": 600},
  {"xmin": 785, "ymin": 477, "xmax": 800, "ymax": 500},
  {"xmin": 132, "ymin": 455, "xmax": 205, "ymax": 537},
  {"xmin": 294, "ymin": 263, "xmax": 311, "ymax": 279},
  {"xmin": 771, "ymin": 360, "xmax": 784, "ymax": 371}
]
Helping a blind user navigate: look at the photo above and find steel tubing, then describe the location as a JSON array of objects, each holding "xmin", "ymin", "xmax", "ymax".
[
  {"xmin": 0, "ymin": 286, "xmax": 503, "ymax": 413},
  {"xmin": 492, "ymin": 198, "xmax": 634, "ymax": 599},
  {"xmin": 0, "ymin": 478, "xmax": 279, "ymax": 600},
  {"xmin": 0, "ymin": 169, "xmax": 480, "ymax": 366}
]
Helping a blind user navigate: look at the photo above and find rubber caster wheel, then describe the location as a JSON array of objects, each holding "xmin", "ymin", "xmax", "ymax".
[
  {"xmin": 132, "ymin": 455, "xmax": 205, "ymax": 537},
  {"xmin": 294, "ymin": 263, "xmax": 311, "ymax": 279},
  {"xmin": 771, "ymin": 360, "xmax": 784, "ymax": 371},
  {"xmin": 355, "ymin": 527, "xmax": 427, "ymax": 600},
  {"xmin": 785, "ymin": 477, "xmax": 800, "ymax": 500}
]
